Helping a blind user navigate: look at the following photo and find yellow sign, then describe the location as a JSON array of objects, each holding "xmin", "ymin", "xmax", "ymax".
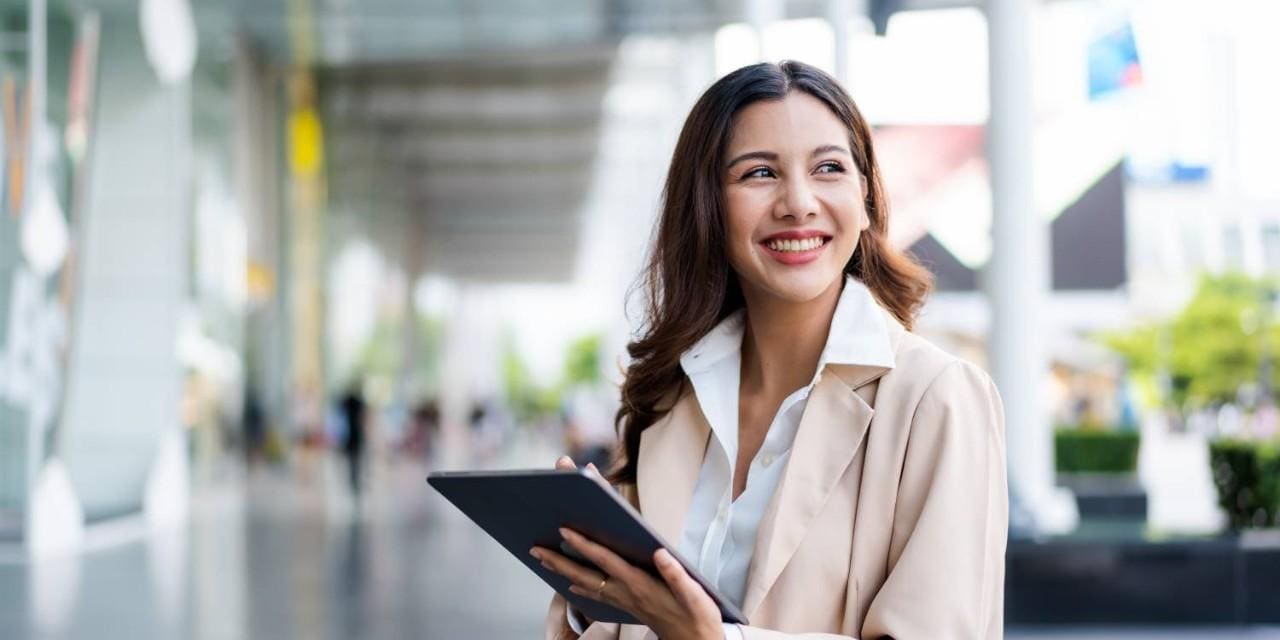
[{"xmin": 287, "ymin": 106, "xmax": 325, "ymax": 179}]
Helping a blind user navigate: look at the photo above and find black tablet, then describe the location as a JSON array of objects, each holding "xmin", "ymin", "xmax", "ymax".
[{"xmin": 426, "ymin": 468, "xmax": 748, "ymax": 626}]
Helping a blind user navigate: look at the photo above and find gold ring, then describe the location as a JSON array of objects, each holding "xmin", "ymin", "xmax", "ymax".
[{"xmin": 596, "ymin": 576, "xmax": 609, "ymax": 598}]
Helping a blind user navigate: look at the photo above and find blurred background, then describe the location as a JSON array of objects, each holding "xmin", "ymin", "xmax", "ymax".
[{"xmin": 0, "ymin": 0, "xmax": 1278, "ymax": 638}]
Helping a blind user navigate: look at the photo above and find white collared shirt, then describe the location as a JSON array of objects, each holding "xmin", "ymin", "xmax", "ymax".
[
  {"xmin": 568, "ymin": 276, "xmax": 895, "ymax": 638},
  {"xmin": 678, "ymin": 275, "xmax": 894, "ymax": 639}
]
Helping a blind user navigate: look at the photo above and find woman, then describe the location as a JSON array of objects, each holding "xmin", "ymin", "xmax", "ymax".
[{"xmin": 531, "ymin": 61, "xmax": 1007, "ymax": 640}]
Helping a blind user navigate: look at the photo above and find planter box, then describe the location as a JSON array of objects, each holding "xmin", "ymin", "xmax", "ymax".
[
  {"xmin": 1057, "ymin": 472, "xmax": 1147, "ymax": 521},
  {"xmin": 1007, "ymin": 530, "xmax": 1280, "ymax": 624}
]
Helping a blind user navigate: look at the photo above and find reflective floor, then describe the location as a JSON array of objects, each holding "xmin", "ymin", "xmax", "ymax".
[{"xmin": 1, "ymin": 433, "xmax": 1278, "ymax": 639}]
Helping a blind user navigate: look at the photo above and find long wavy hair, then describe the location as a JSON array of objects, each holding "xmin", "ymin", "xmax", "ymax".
[{"xmin": 609, "ymin": 61, "xmax": 933, "ymax": 485}]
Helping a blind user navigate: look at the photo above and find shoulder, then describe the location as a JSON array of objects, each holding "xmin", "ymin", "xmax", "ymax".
[
  {"xmin": 891, "ymin": 331, "xmax": 961, "ymax": 382},
  {"xmin": 880, "ymin": 331, "xmax": 1002, "ymax": 429},
  {"xmin": 879, "ymin": 331, "xmax": 968, "ymax": 397}
]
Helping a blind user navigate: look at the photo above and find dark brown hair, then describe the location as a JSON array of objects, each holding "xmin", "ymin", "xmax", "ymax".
[{"xmin": 609, "ymin": 61, "xmax": 932, "ymax": 485}]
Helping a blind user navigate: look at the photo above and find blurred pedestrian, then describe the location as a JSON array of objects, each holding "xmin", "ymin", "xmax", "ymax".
[
  {"xmin": 340, "ymin": 383, "xmax": 367, "ymax": 497},
  {"xmin": 405, "ymin": 399, "xmax": 441, "ymax": 460},
  {"xmin": 242, "ymin": 387, "xmax": 266, "ymax": 465}
]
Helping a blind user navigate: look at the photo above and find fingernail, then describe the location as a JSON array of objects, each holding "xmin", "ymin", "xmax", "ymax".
[
  {"xmin": 559, "ymin": 527, "xmax": 572, "ymax": 539},
  {"xmin": 529, "ymin": 548, "xmax": 541, "ymax": 559}
]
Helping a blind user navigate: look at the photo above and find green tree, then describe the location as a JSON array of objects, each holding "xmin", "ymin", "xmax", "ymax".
[
  {"xmin": 563, "ymin": 333, "xmax": 602, "ymax": 387},
  {"xmin": 500, "ymin": 335, "xmax": 561, "ymax": 422},
  {"xmin": 351, "ymin": 313, "xmax": 446, "ymax": 396},
  {"xmin": 1104, "ymin": 272, "xmax": 1280, "ymax": 411},
  {"xmin": 498, "ymin": 331, "xmax": 604, "ymax": 423}
]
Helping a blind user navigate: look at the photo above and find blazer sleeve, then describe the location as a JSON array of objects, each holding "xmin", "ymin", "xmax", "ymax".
[
  {"xmin": 545, "ymin": 593, "xmax": 578, "ymax": 640},
  {"xmin": 858, "ymin": 359, "xmax": 1008, "ymax": 640},
  {"xmin": 545, "ymin": 593, "xmax": 629, "ymax": 640}
]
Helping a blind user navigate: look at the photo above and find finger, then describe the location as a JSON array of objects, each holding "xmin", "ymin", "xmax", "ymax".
[
  {"xmin": 584, "ymin": 462, "xmax": 610, "ymax": 488},
  {"xmin": 654, "ymin": 549, "xmax": 716, "ymax": 614},
  {"xmin": 555, "ymin": 456, "xmax": 576, "ymax": 470},
  {"xmin": 559, "ymin": 528, "xmax": 645, "ymax": 585},
  {"xmin": 531, "ymin": 546, "xmax": 602, "ymax": 591},
  {"xmin": 567, "ymin": 582, "xmax": 613, "ymax": 605}
]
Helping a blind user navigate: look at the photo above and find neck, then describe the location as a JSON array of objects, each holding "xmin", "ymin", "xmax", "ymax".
[{"xmin": 739, "ymin": 277, "xmax": 843, "ymax": 396}]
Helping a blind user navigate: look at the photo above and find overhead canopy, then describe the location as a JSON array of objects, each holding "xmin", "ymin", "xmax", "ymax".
[{"xmin": 196, "ymin": 0, "xmax": 977, "ymax": 283}]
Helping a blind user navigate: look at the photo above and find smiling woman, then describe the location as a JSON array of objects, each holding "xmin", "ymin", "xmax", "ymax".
[{"xmin": 534, "ymin": 61, "xmax": 1007, "ymax": 640}]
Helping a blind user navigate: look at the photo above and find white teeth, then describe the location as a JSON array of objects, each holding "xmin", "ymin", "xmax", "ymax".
[{"xmin": 767, "ymin": 237, "xmax": 825, "ymax": 252}]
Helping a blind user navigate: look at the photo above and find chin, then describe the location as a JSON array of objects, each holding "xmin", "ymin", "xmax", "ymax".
[{"xmin": 751, "ymin": 267, "xmax": 844, "ymax": 304}]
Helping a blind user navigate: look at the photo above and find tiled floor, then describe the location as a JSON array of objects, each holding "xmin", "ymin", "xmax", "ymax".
[{"xmin": 0, "ymin": 435, "xmax": 1278, "ymax": 639}]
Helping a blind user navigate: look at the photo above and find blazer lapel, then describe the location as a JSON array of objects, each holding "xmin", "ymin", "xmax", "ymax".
[
  {"xmin": 739, "ymin": 370, "xmax": 877, "ymax": 619},
  {"xmin": 637, "ymin": 390, "xmax": 711, "ymax": 546}
]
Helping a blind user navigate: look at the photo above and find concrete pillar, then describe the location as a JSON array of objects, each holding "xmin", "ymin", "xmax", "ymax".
[
  {"xmin": 825, "ymin": 0, "xmax": 854, "ymax": 84},
  {"xmin": 396, "ymin": 209, "xmax": 427, "ymax": 410},
  {"xmin": 438, "ymin": 284, "xmax": 479, "ymax": 468},
  {"xmin": 745, "ymin": 0, "xmax": 782, "ymax": 62},
  {"xmin": 985, "ymin": 0, "xmax": 1077, "ymax": 535},
  {"xmin": 58, "ymin": 8, "xmax": 191, "ymax": 523},
  {"xmin": 233, "ymin": 37, "xmax": 287, "ymax": 431},
  {"xmin": 284, "ymin": 70, "xmax": 326, "ymax": 436}
]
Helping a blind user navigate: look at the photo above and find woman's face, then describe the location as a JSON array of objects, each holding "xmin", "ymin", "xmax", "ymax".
[{"xmin": 722, "ymin": 91, "xmax": 868, "ymax": 306}]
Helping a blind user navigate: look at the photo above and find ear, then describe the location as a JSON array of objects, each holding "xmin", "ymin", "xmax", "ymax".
[{"xmin": 858, "ymin": 176, "xmax": 873, "ymax": 233}]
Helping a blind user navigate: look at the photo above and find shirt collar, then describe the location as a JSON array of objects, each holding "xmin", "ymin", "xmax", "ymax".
[
  {"xmin": 678, "ymin": 275, "xmax": 896, "ymax": 378},
  {"xmin": 818, "ymin": 276, "xmax": 896, "ymax": 372},
  {"xmin": 679, "ymin": 310, "xmax": 744, "ymax": 376}
]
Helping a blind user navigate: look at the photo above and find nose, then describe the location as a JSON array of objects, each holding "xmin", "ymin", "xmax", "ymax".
[{"xmin": 775, "ymin": 175, "xmax": 819, "ymax": 220}]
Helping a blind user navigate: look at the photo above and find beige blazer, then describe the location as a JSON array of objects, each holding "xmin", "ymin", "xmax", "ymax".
[{"xmin": 546, "ymin": 312, "xmax": 1007, "ymax": 639}]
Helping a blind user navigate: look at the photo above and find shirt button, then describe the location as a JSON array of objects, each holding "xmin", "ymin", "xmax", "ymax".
[
  {"xmin": 761, "ymin": 453, "xmax": 776, "ymax": 467},
  {"xmin": 717, "ymin": 505, "xmax": 728, "ymax": 521}
]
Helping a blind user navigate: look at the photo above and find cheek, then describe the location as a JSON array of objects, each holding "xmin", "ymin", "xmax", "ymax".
[
  {"xmin": 832, "ymin": 198, "xmax": 869, "ymax": 258},
  {"xmin": 724, "ymin": 192, "xmax": 764, "ymax": 264},
  {"xmin": 835, "ymin": 229, "xmax": 861, "ymax": 266}
]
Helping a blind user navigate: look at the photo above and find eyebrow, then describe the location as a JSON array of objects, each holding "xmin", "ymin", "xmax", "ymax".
[{"xmin": 724, "ymin": 144, "xmax": 851, "ymax": 169}]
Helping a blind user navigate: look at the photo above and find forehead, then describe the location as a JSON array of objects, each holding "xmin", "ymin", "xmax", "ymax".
[{"xmin": 726, "ymin": 91, "xmax": 850, "ymax": 154}]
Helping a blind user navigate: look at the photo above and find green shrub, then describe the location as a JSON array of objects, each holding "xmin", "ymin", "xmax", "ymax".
[
  {"xmin": 1055, "ymin": 427, "xmax": 1141, "ymax": 474},
  {"xmin": 1209, "ymin": 438, "xmax": 1280, "ymax": 530}
]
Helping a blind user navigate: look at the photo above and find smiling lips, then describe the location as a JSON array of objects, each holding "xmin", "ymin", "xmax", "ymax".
[{"xmin": 760, "ymin": 231, "xmax": 832, "ymax": 265}]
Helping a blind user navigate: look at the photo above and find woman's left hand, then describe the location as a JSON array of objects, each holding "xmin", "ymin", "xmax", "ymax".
[{"xmin": 531, "ymin": 528, "xmax": 723, "ymax": 640}]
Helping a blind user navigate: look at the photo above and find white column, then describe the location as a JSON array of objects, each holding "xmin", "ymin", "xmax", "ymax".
[
  {"xmin": 23, "ymin": 0, "xmax": 48, "ymax": 521},
  {"xmin": 58, "ymin": 8, "xmax": 191, "ymax": 527},
  {"xmin": 745, "ymin": 0, "xmax": 782, "ymax": 62},
  {"xmin": 397, "ymin": 210, "xmax": 426, "ymax": 407},
  {"xmin": 233, "ymin": 36, "xmax": 288, "ymax": 427},
  {"xmin": 825, "ymin": 0, "xmax": 853, "ymax": 85},
  {"xmin": 438, "ymin": 284, "xmax": 478, "ymax": 468},
  {"xmin": 985, "ymin": 0, "xmax": 1077, "ymax": 535}
]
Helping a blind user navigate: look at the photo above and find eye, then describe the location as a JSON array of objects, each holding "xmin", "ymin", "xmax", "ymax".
[
  {"xmin": 743, "ymin": 166, "xmax": 776, "ymax": 180},
  {"xmin": 815, "ymin": 161, "xmax": 846, "ymax": 175}
]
